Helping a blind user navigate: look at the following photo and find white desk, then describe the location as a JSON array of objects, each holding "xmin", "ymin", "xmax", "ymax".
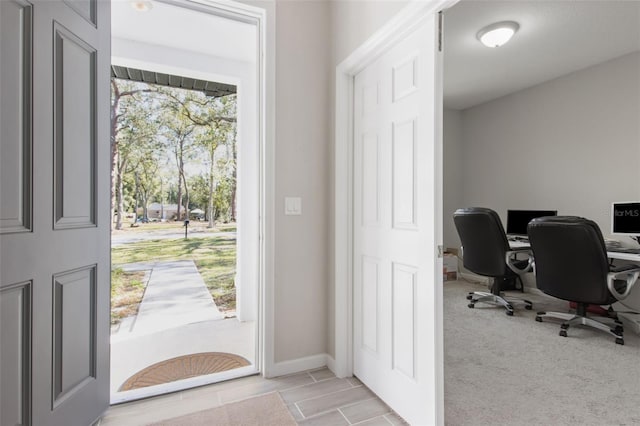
[
  {"xmin": 607, "ymin": 251, "xmax": 640, "ymax": 263},
  {"xmin": 508, "ymin": 240, "xmax": 640, "ymax": 263}
]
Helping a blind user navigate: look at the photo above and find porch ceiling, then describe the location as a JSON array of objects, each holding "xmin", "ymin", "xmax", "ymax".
[{"xmin": 110, "ymin": 65, "xmax": 236, "ymax": 98}]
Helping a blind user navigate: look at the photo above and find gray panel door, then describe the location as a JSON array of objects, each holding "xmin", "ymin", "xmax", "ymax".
[{"xmin": 0, "ymin": 0, "xmax": 111, "ymax": 425}]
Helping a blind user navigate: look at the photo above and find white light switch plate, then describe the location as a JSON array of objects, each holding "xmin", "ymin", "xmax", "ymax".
[{"xmin": 285, "ymin": 197, "xmax": 302, "ymax": 215}]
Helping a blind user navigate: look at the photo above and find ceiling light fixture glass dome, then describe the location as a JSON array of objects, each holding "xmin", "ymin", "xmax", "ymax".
[
  {"xmin": 131, "ymin": 0, "xmax": 153, "ymax": 12},
  {"xmin": 477, "ymin": 21, "xmax": 519, "ymax": 48}
]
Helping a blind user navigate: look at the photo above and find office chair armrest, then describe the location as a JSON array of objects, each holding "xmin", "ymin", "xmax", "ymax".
[
  {"xmin": 505, "ymin": 250, "xmax": 534, "ymax": 275},
  {"xmin": 607, "ymin": 268, "xmax": 640, "ymax": 300}
]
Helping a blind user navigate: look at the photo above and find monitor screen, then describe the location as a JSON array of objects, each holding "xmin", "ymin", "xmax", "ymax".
[
  {"xmin": 506, "ymin": 209, "xmax": 558, "ymax": 236},
  {"xmin": 612, "ymin": 202, "xmax": 640, "ymax": 235}
]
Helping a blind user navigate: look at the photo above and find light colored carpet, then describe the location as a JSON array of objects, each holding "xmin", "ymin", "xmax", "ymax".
[
  {"xmin": 147, "ymin": 392, "xmax": 297, "ymax": 426},
  {"xmin": 444, "ymin": 279, "xmax": 640, "ymax": 425},
  {"xmin": 119, "ymin": 352, "xmax": 250, "ymax": 391}
]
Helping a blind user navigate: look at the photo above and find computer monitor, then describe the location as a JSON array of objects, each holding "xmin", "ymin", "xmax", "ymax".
[
  {"xmin": 612, "ymin": 202, "xmax": 640, "ymax": 239},
  {"xmin": 506, "ymin": 209, "xmax": 558, "ymax": 236}
]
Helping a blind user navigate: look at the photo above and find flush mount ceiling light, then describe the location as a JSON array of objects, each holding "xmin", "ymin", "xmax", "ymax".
[
  {"xmin": 476, "ymin": 21, "xmax": 519, "ymax": 48},
  {"xmin": 131, "ymin": 0, "xmax": 153, "ymax": 12}
]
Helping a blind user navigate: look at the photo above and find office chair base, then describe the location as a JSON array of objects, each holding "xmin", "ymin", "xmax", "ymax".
[
  {"xmin": 467, "ymin": 291, "xmax": 533, "ymax": 315},
  {"xmin": 535, "ymin": 311, "xmax": 624, "ymax": 344}
]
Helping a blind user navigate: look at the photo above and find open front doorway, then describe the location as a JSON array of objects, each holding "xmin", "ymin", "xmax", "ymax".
[{"xmin": 109, "ymin": 0, "xmax": 262, "ymax": 403}]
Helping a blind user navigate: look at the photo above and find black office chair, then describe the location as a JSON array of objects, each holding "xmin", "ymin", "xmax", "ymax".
[
  {"xmin": 527, "ymin": 216, "xmax": 640, "ymax": 345},
  {"xmin": 453, "ymin": 207, "xmax": 534, "ymax": 316}
]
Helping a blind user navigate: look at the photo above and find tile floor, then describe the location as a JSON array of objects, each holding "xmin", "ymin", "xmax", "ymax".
[{"xmin": 100, "ymin": 368, "xmax": 408, "ymax": 425}]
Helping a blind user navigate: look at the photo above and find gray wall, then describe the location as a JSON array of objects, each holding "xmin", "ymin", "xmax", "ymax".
[
  {"xmin": 272, "ymin": 0, "xmax": 331, "ymax": 363},
  {"xmin": 268, "ymin": 0, "xmax": 410, "ymax": 365},
  {"xmin": 444, "ymin": 52, "xmax": 640, "ymax": 252},
  {"xmin": 443, "ymin": 108, "xmax": 463, "ymax": 251}
]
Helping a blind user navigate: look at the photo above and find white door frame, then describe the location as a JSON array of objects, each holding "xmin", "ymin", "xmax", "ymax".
[
  {"xmin": 333, "ymin": 0, "xmax": 457, "ymax": 422},
  {"xmin": 121, "ymin": 0, "xmax": 277, "ymax": 377}
]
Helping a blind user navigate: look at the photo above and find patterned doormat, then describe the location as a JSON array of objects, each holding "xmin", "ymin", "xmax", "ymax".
[{"xmin": 119, "ymin": 352, "xmax": 251, "ymax": 391}]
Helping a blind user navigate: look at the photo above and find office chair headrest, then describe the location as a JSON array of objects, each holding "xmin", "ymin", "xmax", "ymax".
[
  {"xmin": 528, "ymin": 216, "xmax": 597, "ymax": 228},
  {"xmin": 454, "ymin": 207, "xmax": 495, "ymax": 216}
]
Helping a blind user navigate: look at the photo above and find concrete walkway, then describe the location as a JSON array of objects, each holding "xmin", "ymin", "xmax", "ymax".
[
  {"xmin": 110, "ymin": 259, "xmax": 255, "ymax": 397},
  {"xmin": 113, "ymin": 260, "xmax": 224, "ymax": 341}
]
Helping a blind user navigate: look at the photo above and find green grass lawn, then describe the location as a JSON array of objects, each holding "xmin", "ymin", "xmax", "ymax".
[
  {"xmin": 112, "ymin": 221, "xmax": 237, "ymax": 234},
  {"xmin": 111, "ymin": 235, "xmax": 237, "ymax": 313}
]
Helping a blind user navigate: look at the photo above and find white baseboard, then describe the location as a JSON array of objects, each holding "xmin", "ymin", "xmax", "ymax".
[
  {"xmin": 266, "ymin": 353, "xmax": 328, "ymax": 378},
  {"xmin": 326, "ymin": 355, "xmax": 336, "ymax": 374}
]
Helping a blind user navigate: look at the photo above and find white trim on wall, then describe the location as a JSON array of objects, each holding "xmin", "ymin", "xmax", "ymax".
[{"xmin": 268, "ymin": 354, "xmax": 330, "ymax": 378}]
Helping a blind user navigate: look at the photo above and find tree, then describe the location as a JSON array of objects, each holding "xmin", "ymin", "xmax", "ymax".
[
  {"xmin": 166, "ymin": 91, "xmax": 237, "ymax": 227},
  {"xmin": 159, "ymin": 90, "xmax": 199, "ymax": 221},
  {"xmin": 110, "ymin": 79, "xmax": 157, "ymax": 229},
  {"xmin": 111, "ymin": 82, "xmax": 237, "ymax": 229}
]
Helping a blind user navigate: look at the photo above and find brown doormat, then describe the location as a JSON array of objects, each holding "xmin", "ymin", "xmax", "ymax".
[
  {"xmin": 119, "ymin": 352, "xmax": 250, "ymax": 391},
  {"xmin": 147, "ymin": 392, "xmax": 297, "ymax": 426}
]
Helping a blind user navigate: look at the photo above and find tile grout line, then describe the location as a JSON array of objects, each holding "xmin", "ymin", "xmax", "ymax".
[
  {"xmin": 294, "ymin": 390, "xmax": 374, "ymax": 421},
  {"xmin": 380, "ymin": 414, "xmax": 396, "ymax": 425},
  {"xmin": 288, "ymin": 383, "xmax": 364, "ymax": 406},
  {"xmin": 337, "ymin": 407, "xmax": 353, "ymax": 425},
  {"xmin": 292, "ymin": 401, "xmax": 306, "ymax": 421}
]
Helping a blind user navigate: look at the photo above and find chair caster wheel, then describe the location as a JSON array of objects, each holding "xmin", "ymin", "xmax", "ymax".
[
  {"xmin": 616, "ymin": 338, "xmax": 624, "ymax": 345},
  {"xmin": 559, "ymin": 330, "xmax": 568, "ymax": 337},
  {"xmin": 467, "ymin": 303, "xmax": 474, "ymax": 309},
  {"xmin": 614, "ymin": 326, "xmax": 624, "ymax": 334},
  {"xmin": 525, "ymin": 305, "xmax": 532, "ymax": 310},
  {"xmin": 535, "ymin": 316, "xmax": 542, "ymax": 322},
  {"xmin": 506, "ymin": 310, "xmax": 514, "ymax": 316},
  {"xmin": 560, "ymin": 324, "xmax": 569, "ymax": 330},
  {"xmin": 466, "ymin": 294, "xmax": 473, "ymax": 300}
]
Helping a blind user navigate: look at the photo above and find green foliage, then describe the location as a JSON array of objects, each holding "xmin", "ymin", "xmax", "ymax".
[{"xmin": 110, "ymin": 78, "xmax": 237, "ymax": 225}]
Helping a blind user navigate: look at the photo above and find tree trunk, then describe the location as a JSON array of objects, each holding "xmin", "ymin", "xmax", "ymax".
[
  {"xmin": 175, "ymin": 145, "xmax": 183, "ymax": 221},
  {"xmin": 181, "ymin": 168, "xmax": 189, "ymax": 221},
  {"xmin": 110, "ymin": 81, "xmax": 120, "ymax": 230},
  {"xmin": 176, "ymin": 180, "xmax": 182, "ymax": 221},
  {"xmin": 207, "ymin": 144, "xmax": 215, "ymax": 228},
  {"xmin": 230, "ymin": 138, "xmax": 237, "ymax": 222},
  {"xmin": 115, "ymin": 157, "xmax": 128, "ymax": 230}
]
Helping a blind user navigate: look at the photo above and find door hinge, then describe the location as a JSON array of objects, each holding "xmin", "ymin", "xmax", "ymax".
[
  {"xmin": 437, "ymin": 245, "xmax": 444, "ymax": 258},
  {"xmin": 438, "ymin": 11, "xmax": 443, "ymax": 52}
]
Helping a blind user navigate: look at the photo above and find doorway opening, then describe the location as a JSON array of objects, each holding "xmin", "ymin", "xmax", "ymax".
[{"xmin": 109, "ymin": 0, "xmax": 262, "ymax": 403}]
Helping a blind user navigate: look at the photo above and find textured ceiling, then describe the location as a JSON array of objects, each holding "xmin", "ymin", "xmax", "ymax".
[{"xmin": 443, "ymin": 1, "xmax": 640, "ymax": 110}]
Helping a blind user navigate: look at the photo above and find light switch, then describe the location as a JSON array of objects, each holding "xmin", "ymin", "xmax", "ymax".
[{"xmin": 285, "ymin": 197, "xmax": 302, "ymax": 215}]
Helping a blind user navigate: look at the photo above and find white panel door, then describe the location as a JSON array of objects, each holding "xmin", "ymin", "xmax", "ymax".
[
  {"xmin": 353, "ymin": 15, "xmax": 441, "ymax": 425},
  {"xmin": 0, "ymin": 0, "xmax": 111, "ymax": 425}
]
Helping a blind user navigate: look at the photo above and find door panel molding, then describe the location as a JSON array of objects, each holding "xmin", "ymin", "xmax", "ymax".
[
  {"xmin": 0, "ymin": 0, "xmax": 33, "ymax": 235},
  {"xmin": 391, "ymin": 262, "xmax": 417, "ymax": 380},
  {"xmin": 52, "ymin": 22, "xmax": 97, "ymax": 230},
  {"xmin": 51, "ymin": 265, "xmax": 97, "ymax": 408},
  {"xmin": 0, "ymin": 281, "xmax": 32, "ymax": 426},
  {"xmin": 63, "ymin": 0, "xmax": 97, "ymax": 27}
]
